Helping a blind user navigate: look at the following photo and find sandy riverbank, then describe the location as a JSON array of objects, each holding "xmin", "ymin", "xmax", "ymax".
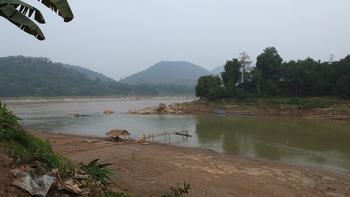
[{"xmin": 35, "ymin": 132, "xmax": 350, "ymax": 197}]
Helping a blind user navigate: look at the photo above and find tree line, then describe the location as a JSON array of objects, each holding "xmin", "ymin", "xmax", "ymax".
[{"xmin": 196, "ymin": 47, "xmax": 350, "ymax": 99}]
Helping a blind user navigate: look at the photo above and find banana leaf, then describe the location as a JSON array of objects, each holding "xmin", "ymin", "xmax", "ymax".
[
  {"xmin": 1, "ymin": 0, "xmax": 45, "ymax": 23},
  {"xmin": 0, "ymin": 3, "xmax": 45, "ymax": 40},
  {"xmin": 37, "ymin": 0, "xmax": 73, "ymax": 22},
  {"xmin": 0, "ymin": 0, "xmax": 73, "ymax": 40}
]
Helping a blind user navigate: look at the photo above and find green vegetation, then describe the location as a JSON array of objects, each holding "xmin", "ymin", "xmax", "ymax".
[
  {"xmin": 196, "ymin": 47, "xmax": 350, "ymax": 101},
  {"xmin": 195, "ymin": 75, "xmax": 224, "ymax": 99},
  {"xmin": 80, "ymin": 159, "xmax": 114, "ymax": 190},
  {"xmin": 0, "ymin": 101, "xmax": 73, "ymax": 175},
  {"xmin": 0, "ymin": 56, "xmax": 194, "ymax": 97},
  {"xmin": 61, "ymin": 63, "xmax": 116, "ymax": 82},
  {"xmin": 0, "ymin": 0, "xmax": 73, "ymax": 40}
]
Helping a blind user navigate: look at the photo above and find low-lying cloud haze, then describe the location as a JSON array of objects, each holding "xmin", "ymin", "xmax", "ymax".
[{"xmin": 1, "ymin": 0, "xmax": 350, "ymax": 80}]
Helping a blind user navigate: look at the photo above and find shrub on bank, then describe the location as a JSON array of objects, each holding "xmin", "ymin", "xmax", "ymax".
[{"xmin": 0, "ymin": 102, "xmax": 73, "ymax": 175}]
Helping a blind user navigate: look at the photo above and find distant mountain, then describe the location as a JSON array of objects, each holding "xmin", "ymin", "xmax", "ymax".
[
  {"xmin": 0, "ymin": 56, "xmax": 119, "ymax": 97},
  {"xmin": 0, "ymin": 56, "xmax": 194, "ymax": 97},
  {"xmin": 120, "ymin": 61, "xmax": 211, "ymax": 87},
  {"xmin": 211, "ymin": 65, "xmax": 224, "ymax": 75},
  {"xmin": 61, "ymin": 64, "xmax": 115, "ymax": 82}
]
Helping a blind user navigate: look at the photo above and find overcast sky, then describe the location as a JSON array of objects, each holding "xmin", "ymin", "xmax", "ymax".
[{"xmin": 1, "ymin": 0, "xmax": 350, "ymax": 80}]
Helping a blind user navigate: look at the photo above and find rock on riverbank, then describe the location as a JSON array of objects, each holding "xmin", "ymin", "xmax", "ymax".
[{"xmin": 128, "ymin": 103, "xmax": 191, "ymax": 114}]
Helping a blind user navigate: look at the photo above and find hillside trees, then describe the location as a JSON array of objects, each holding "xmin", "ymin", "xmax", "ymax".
[
  {"xmin": 0, "ymin": 56, "xmax": 195, "ymax": 97},
  {"xmin": 196, "ymin": 47, "xmax": 350, "ymax": 99}
]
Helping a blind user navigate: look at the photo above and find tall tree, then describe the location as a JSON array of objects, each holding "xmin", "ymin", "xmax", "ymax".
[
  {"xmin": 239, "ymin": 52, "xmax": 252, "ymax": 83},
  {"xmin": 256, "ymin": 47, "xmax": 283, "ymax": 82},
  {"xmin": 221, "ymin": 58, "xmax": 241, "ymax": 96},
  {"xmin": 0, "ymin": 0, "xmax": 73, "ymax": 40},
  {"xmin": 256, "ymin": 47, "xmax": 283, "ymax": 95},
  {"xmin": 195, "ymin": 75, "xmax": 223, "ymax": 99},
  {"xmin": 251, "ymin": 68, "xmax": 262, "ymax": 95}
]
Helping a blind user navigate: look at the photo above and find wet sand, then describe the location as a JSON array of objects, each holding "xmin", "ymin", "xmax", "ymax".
[{"xmin": 36, "ymin": 132, "xmax": 350, "ymax": 197}]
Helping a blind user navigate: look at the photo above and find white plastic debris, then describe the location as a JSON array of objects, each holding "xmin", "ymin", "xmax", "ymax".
[{"xmin": 11, "ymin": 169, "xmax": 56, "ymax": 197}]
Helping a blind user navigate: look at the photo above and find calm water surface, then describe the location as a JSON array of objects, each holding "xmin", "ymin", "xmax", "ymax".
[{"xmin": 5, "ymin": 98, "xmax": 350, "ymax": 173}]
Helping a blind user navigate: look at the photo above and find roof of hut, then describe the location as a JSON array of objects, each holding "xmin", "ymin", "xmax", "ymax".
[{"xmin": 106, "ymin": 129, "xmax": 130, "ymax": 137}]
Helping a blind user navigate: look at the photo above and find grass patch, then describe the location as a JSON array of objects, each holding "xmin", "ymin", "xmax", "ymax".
[
  {"xmin": 0, "ymin": 102, "xmax": 73, "ymax": 176},
  {"xmin": 284, "ymin": 97, "xmax": 333, "ymax": 109},
  {"xmin": 80, "ymin": 159, "xmax": 115, "ymax": 191}
]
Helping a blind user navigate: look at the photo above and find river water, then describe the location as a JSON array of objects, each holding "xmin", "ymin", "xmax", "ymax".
[{"xmin": 4, "ymin": 98, "xmax": 350, "ymax": 173}]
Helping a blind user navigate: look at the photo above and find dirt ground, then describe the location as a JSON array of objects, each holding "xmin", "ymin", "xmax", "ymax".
[
  {"xmin": 0, "ymin": 150, "xmax": 30, "ymax": 197},
  {"xmin": 35, "ymin": 132, "xmax": 350, "ymax": 197}
]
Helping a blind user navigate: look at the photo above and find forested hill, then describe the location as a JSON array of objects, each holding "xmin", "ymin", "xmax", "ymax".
[
  {"xmin": 0, "ymin": 56, "xmax": 116, "ymax": 97},
  {"xmin": 0, "ymin": 56, "xmax": 194, "ymax": 97},
  {"xmin": 120, "ymin": 61, "xmax": 211, "ymax": 87},
  {"xmin": 60, "ymin": 64, "xmax": 115, "ymax": 82}
]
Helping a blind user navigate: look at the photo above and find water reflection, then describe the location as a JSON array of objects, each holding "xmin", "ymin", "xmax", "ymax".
[{"xmin": 195, "ymin": 115, "xmax": 350, "ymax": 172}]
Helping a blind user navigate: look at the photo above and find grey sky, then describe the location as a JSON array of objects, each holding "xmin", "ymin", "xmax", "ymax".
[{"xmin": 1, "ymin": 0, "xmax": 350, "ymax": 80}]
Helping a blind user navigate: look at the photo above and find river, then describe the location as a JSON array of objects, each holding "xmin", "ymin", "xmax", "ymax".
[{"xmin": 4, "ymin": 98, "xmax": 350, "ymax": 173}]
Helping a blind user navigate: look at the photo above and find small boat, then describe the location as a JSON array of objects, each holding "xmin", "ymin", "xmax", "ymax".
[{"xmin": 175, "ymin": 130, "xmax": 192, "ymax": 137}]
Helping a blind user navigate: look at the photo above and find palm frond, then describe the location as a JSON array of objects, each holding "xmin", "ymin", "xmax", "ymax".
[
  {"xmin": 80, "ymin": 159, "xmax": 115, "ymax": 188},
  {"xmin": 37, "ymin": 0, "xmax": 73, "ymax": 22},
  {"xmin": 0, "ymin": 3, "xmax": 45, "ymax": 40},
  {"xmin": 1, "ymin": 0, "xmax": 45, "ymax": 23},
  {"xmin": 0, "ymin": 0, "xmax": 73, "ymax": 40}
]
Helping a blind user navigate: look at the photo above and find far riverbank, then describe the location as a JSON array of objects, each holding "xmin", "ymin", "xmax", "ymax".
[{"xmin": 130, "ymin": 97, "xmax": 350, "ymax": 120}]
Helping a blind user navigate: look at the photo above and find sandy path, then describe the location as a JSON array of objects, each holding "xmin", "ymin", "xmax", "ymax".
[{"xmin": 36, "ymin": 132, "xmax": 350, "ymax": 197}]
